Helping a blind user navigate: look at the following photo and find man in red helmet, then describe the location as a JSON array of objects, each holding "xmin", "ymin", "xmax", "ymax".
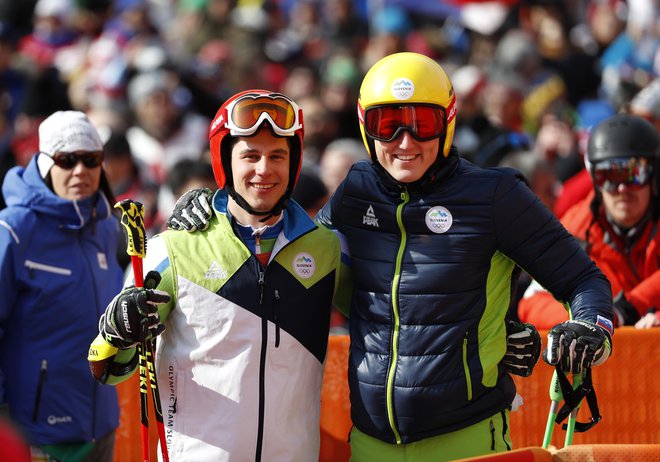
[{"xmin": 87, "ymin": 90, "xmax": 351, "ymax": 461}]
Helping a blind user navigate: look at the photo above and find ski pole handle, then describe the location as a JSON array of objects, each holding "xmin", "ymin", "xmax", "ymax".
[{"xmin": 115, "ymin": 200, "xmax": 147, "ymax": 285}]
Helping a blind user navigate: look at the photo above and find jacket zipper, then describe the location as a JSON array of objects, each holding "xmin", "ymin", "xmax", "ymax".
[
  {"xmin": 32, "ymin": 360, "xmax": 47, "ymax": 422},
  {"xmin": 273, "ymin": 290, "xmax": 281, "ymax": 348},
  {"xmin": 24, "ymin": 260, "xmax": 72, "ymax": 276},
  {"xmin": 255, "ymin": 269, "xmax": 267, "ymax": 462},
  {"xmin": 500, "ymin": 410, "xmax": 511, "ymax": 450},
  {"xmin": 385, "ymin": 189, "xmax": 409, "ymax": 444},
  {"xmin": 490, "ymin": 419, "xmax": 496, "ymax": 450},
  {"xmin": 463, "ymin": 332, "xmax": 473, "ymax": 401}
]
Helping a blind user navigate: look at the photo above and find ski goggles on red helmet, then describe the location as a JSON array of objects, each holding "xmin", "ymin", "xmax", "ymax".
[
  {"xmin": 362, "ymin": 104, "xmax": 448, "ymax": 142},
  {"xmin": 593, "ymin": 157, "xmax": 653, "ymax": 193},
  {"xmin": 223, "ymin": 93, "xmax": 302, "ymax": 137},
  {"xmin": 51, "ymin": 151, "xmax": 104, "ymax": 169}
]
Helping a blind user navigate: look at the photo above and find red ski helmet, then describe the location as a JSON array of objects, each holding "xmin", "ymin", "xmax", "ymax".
[{"xmin": 209, "ymin": 90, "xmax": 304, "ymax": 201}]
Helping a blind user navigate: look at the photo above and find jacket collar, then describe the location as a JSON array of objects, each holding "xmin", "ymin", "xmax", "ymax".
[{"xmin": 212, "ymin": 189, "xmax": 317, "ymax": 243}]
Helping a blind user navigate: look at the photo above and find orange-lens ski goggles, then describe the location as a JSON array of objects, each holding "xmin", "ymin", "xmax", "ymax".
[{"xmin": 225, "ymin": 93, "xmax": 302, "ymax": 137}]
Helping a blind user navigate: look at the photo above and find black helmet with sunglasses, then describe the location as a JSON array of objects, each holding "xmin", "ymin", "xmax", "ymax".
[
  {"xmin": 587, "ymin": 114, "xmax": 660, "ymax": 164},
  {"xmin": 587, "ymin": 113, "xmax": 660, "ymax": 219}
]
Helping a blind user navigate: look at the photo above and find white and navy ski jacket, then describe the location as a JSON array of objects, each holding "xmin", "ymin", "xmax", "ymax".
[
  {"xmin": 0, "ymin": 154, "xmax": 122, "ymax": 446},
  {"xmin": 98, "ymin": 190, "xmax": 350, "ymax": 461}
]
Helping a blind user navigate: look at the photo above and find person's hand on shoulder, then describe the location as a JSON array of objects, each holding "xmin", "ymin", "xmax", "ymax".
[{"xmin": 167, "ymin": 188, "xmax": 214, "ymax": 232}]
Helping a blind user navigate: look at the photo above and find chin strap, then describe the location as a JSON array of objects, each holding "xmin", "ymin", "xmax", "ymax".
[
  {"xmin": 554, "ymin": 365, "xmax": 601, "ymax": 432},
  {"xmin": 226, "ymin": 185, "xmax": 289, "ymax": 223}
]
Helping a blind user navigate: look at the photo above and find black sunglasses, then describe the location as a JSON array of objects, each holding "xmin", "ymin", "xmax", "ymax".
[{"xmin": 51, "ymin": 151, "xmax": 104, "ymax": 169}]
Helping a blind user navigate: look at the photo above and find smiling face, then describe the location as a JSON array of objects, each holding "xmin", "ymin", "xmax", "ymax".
[
  {"xmin": 228, "ymin": 128, "xmax": 290, "ymax": 227},
  {"xmin": 600, "ymin": 183, "xmax": 652, "ymax": 229},
  {"xmin": 49, "ymin": 152, "xmax": 102, "ymax": 200},
  {"xmin": 373, "ymin": 131, "xmax": 440, "ymax": 183}
]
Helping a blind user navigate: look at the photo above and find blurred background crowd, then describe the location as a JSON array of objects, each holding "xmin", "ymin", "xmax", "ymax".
[{"xmin": 0, "ymin": 0, "xmax": 658, "ymax": 325}]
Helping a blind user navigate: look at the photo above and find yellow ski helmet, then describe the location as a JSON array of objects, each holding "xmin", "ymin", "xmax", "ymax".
[{"xmin": 357, "ymin": 52, "xmax": 456, "ymax": 159}]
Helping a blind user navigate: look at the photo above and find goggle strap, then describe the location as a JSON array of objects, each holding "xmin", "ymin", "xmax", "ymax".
[{"xmin": 446, "ymin": 93, "xmax": 457, "ymax": 125}]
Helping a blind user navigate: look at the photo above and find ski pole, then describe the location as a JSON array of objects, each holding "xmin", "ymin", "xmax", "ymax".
[
  {"xmin": 542, "ymin": 370, "xmax": 561, "ymax": 449},
  {"xmin": 115, "ymin": 199, "xmax": 169, "ymax": 462},
  {"xmin": 564, "ymin": 373, "xmax": 584, "ymax": 447},
  {"xmin": 542, "ymin": 368, "xmax": 586, "ymax": 449},
  {"xmin": 136, "ymin": 343, "xmax": 150, "ymax": 462},
  {"xmin": 144, "ymin": 330, "xmax": 168, "ymax": 462}
]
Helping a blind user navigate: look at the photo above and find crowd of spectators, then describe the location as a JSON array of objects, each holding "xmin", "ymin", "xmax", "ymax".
[{"xmin": 0, "ymin": 0, "xmax": 658, "ymax": 311}]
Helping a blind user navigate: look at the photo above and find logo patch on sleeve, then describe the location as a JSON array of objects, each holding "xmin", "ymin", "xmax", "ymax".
[
  {"xmin": 97, "ymin": 252, "xmax": 108, "ymax": 270},
  {"xmin": 596, "ymin": 315, "xmax": 614, "ymax": 336}
]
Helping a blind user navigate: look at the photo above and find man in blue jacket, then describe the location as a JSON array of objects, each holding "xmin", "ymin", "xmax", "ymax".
[
  {"xmin": 313, "ymin": 53, "xmax": 613, "ymax": 461},
  {"xmin": 0, "ymin": 111, "xmax": 123, "ymax": 461}
]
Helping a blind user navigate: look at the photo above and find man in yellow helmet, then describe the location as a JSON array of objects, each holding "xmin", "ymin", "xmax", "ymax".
[{"xmin": 313, "ymin": 52, "xmax": 614, "ymax": 461}]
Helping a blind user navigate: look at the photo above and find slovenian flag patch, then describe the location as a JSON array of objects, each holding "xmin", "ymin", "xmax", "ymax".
[{"xmin": 596, "ymin": 315, "xmax": 614, "ymax": 336}]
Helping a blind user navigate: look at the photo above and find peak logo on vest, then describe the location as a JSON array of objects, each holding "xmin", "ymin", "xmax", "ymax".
[
  {"xmin": 425, "ymin": 206, "xmax": 452, "ymax": 234},
  {"xmin": 293, "ymin": 252, "xmax": 315, "ymax": 279},
  {"xmin": 363, "ymin": 205, "xmax": 379, "ymax": 227}
]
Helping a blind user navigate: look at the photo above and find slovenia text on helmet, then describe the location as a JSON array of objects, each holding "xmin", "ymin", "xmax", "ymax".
[
  {"xmin": 357, "ymin": 52, "xmax": 457, "ymax": 166},
  {"xmin": 208, "ymin": 89, "xmax": 304, "ymax": 217},
  {"xmin": 587, "ymin": 113, "xmax": 660, "ymax": 218}
]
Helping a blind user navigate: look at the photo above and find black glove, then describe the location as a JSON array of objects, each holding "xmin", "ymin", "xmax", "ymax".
[
  {"xmin": 543, "ymin": 320, "xmax": 611, "ymax": 374},
  {"xmin": 167, "ymin": 188, "xmax": 213, "ymax": 232},
  {"xmin": 613, "ymin": 291, "xmax": 640, "ymax": 326},
  {"xmin": 501, "ymin": 320, "xmax": 541, "ymax": 377},
  {"xmin": 99, "ymin": 271, "xmax": 170, "ymax": 349}
]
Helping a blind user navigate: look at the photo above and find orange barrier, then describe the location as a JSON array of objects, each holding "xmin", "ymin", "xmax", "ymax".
[
  {"xmin": 115, "ymin": 328, "xmax": 660, "ymax": 461},
  {"xmin": 454, "ymin": 445, "xmax": 660, "ymax": 462},
  {"xmin": 319, "ymin": 335, "xmax": 352, "ymax": 462},
  {"xmin": 455, "ymin": 447, "xmax": 553, "ymax": 461},
  {"xmin": 317, "ymin": 328, "xmax": 660, "ymax": 460},
  {"xmin": 510, "ymin": 327, "xmax": 660, "ymax": 448},
  {"xmin": 553, "ymin": 444, "xmax": 660, "ymax": 461},
  {"xmin": 114, "ymin": 372, "xmax": 159, "ymax": 462}
]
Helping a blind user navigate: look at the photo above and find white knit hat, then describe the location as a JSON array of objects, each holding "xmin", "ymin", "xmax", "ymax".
[{"xmin": 37, "ymin": 111, "xmax": 104, "ymax": 177}]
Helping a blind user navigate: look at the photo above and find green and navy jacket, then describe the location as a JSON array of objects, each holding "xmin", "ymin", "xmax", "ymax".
[
  {"xmin": 101, "ymin": 190, "xmax": 350, "ymax": 461},
  {"xmin": 316, "ymin": 152, "xmax": 612, "ymax": 445}
]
